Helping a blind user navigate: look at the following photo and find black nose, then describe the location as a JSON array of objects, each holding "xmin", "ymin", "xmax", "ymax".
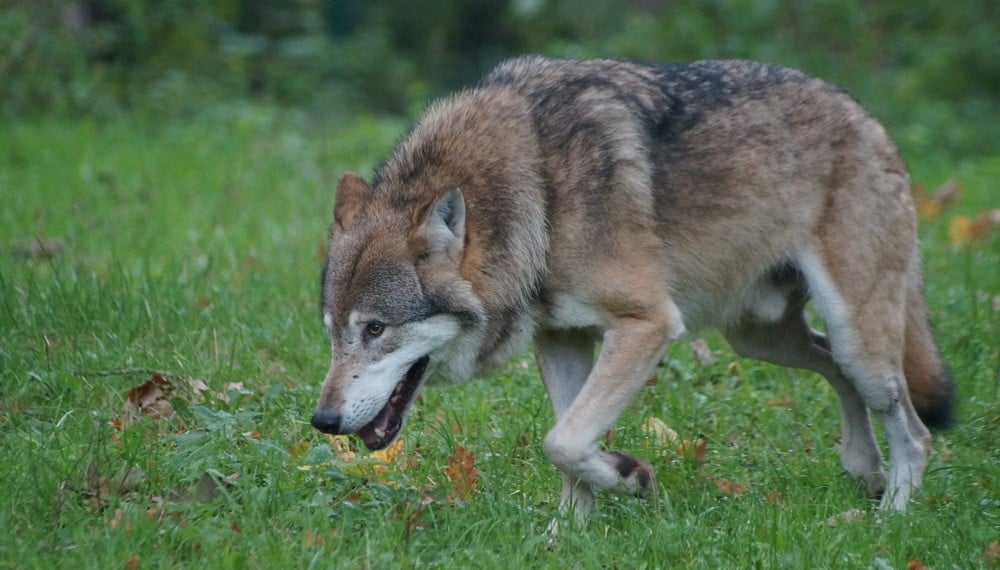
[{"xmin": 310, "ymin": 409, "xmax": 342, "ymax": 434}]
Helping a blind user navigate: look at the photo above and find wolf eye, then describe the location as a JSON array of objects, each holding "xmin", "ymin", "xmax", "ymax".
[{"xmin": 365, "ymin": 322, "xmax": 385, "ymax": 338}]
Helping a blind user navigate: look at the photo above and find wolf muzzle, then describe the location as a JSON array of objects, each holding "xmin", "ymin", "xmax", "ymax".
[{"xmin": 310, "ymin": 409, "xmax": 342, "ymax": 434}]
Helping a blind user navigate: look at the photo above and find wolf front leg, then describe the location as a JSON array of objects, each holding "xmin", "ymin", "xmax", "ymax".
[
  {"xmin": 541, "ymin": 300, "xmax": 685, "ymax": 519},
  {"xmin": 534, "ymin": 328, "xmax": 598, "ymax": 528}
]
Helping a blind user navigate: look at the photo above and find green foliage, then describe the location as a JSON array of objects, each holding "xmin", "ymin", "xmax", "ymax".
[{"xmin": 1, "ymin": 1, "xmax": 996, "ymax": 156}]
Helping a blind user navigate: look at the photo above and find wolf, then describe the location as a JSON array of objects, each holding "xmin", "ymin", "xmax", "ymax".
[{"xmin": 311, "ymin": 56, "xmax": 954, "ymax": 522}]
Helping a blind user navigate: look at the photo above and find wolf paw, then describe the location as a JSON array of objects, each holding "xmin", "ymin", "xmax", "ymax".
[
  {"xmin": 608, "ymin": 452, "xmax": 656, "ymax": 497},
  {"xmin": 845, "ymin": 465, "xmax": 886, "ymax": 499}
]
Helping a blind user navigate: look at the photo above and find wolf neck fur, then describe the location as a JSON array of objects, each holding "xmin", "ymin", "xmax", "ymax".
[{"xmin": 372, "ymin": 87, "xmax": 551, "ymax": 378}]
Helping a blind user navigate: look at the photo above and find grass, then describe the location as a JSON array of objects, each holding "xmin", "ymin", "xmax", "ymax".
[{"xmin": 1, "ymin": 107, "xmax": 997, "ymax": 569}]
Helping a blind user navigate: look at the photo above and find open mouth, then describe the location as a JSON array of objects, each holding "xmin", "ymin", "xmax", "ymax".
[{"xmin": 357, "ymin": 355, "xmax": 430, "ymax": 450}]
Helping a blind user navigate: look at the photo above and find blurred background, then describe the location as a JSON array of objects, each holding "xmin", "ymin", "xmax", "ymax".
[{"xmin": 1, "ymin": 0, "xmax": 997, "ymax": 159}]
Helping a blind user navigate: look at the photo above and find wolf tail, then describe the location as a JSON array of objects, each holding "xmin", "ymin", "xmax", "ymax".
[{"xmin": 903, "ymin": 265, "xmax": 955, "ymax": 429}]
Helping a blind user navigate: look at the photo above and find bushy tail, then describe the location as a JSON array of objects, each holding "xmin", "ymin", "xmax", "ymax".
[{"xmin": 903, "ymin": 270, "xmax": 955, "ymax": 429}]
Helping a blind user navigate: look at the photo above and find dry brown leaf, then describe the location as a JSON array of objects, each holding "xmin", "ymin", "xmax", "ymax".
[
  {"xmin": 170, "ymin": 471, "xmax": 237, "ymax": 504},
  {"xmin": 122, "ymin": 372, "xmax": 174, "ymax": 425},
  {"xmin": 766, "ymin": 395, "xmax": 793, "ymax": 407},
  {"xmin": 125, "ymin": 556, "xmax": 140, "ymax": 570},
  {"xmin": 907, "ymin": 560, "xmax": 924, "ymax": 570},
  {"xmin": 444, "ymin": 446, "xmax": 479, "ymax": 500},
  {"xmin": 985, "ymin": 541, "xmax": 1000, "ymax": 566},
  {"xmin": 708, "ymin": 476, "xmax": 745, "ymax": 497},
  {"xmin": 303, "ymin": 528, "xmax": 322, "ymax": 549},
  {"xmin": 690, "ymin": 337, "xmax": 717, "ymax": 366},
  {"xmin": 9, "ymin": 237, "xmax": 66, "ymax": 259},
  {"xmin": 84, "ymin": 462, "xmax": 109, "ymax": 505},
  {"xmin": 82, "ymin": 463, "xmax": 144, "ymax": 508},
  {"xmin": 913, "ymin": 178, "xmax": 961, "ymax": 221},
  {"xmin": 683, "ymin": 437, "xmax": 708, "ymax": 467},
  {"xmin": 949, "ymin": 209, "xmax": 1000, "ymax": 245},
  {"xmin": 181, "ymin": 377, "xmax": 211, "ymax": 401}
]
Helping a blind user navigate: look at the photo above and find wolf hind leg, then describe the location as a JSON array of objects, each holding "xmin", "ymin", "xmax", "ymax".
[
  {"xmin": 724, "ymin": 300, "xmax": 886, "ymax": 498},
  {"xmin": 798, "ymin": 249, "xmax": 931, "ymax": 511}
]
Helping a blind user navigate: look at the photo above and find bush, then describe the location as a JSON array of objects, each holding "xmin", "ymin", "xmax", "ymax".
[{"xmin": 1, "ymin": 0, "xmax": 995, "ymax": 156}]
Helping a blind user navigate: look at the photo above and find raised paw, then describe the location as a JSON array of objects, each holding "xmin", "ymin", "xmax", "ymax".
[{"xmin": 608, "ymin": 452, "xmax": 656, "ymax": 497}]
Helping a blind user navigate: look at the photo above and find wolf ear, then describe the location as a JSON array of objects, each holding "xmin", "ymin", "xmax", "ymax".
[
  {"xmin": 423, "ymin": 188, "xmax": 466, "ymax": 259},
  {"xmin": 333, "ymin": 172, "xmax": 373, "ymax": 230}
]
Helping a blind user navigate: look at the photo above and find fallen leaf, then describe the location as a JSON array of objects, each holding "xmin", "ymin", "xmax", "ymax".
[
  {"xmin": 122, "ymin": 372, "xmax": 174, "ymax": 425},
  {"xmin": 690, "ymin": 337, "xmax": 717, "ymax": 365},
  {"xmin": 304, "ymin": 528, "xmax": 321, "ymax": 549},
  {"xmin": 242, "ymin": 430, "xmax": 262, "ymax": 440},
  {"xmin": 181, "ymin": 377, "xmax": 211, "ymax": 401},
  {"xmin": 81, "ymin": 463, "xmax": 144, "ymax": 508},
  {"xmin": 682, "ymin": 437, "xmax": 708, "ymax": 467},
  {"xmin": 327, "ymin": 434, "xmax": 357, "ymax": 462},
  {"xmin": 444, "ymin": 446, "xmax": 479, "ymax": 500},
  {"xmin": 217, "ymin": 382, "xmax": 251, "ymax": 403},
  {"xmin": 242, "ymin": 254, "xmax": 266, "ymax": 272},
  {"xmin": 171, "ymin": 471, "xmax": 237, "ymax": 504},
  {"xmin": 286, "ymin": 441, "xmax": 311, "ymax": 459},
  {"xmin": 907, "ymin": 560, "xmax": 924, "ymax": 570},
  {"xmin": 8, "ymin": 237, "xmax": 66, "ymax": 259},
  {"xmin": 304, "ymin": 528, "xmax": 337, "ymax": 549},
  {"xmin": 106, "ymin": 507, "xmax": 124, "ymax": 530},
  {"xmin": 708, "ymin": 476, "xmax": 745, "ymax": 497},
  {"xmin": 821, "ymin": 508, "xmax": 866, "ymax": 527},
  {"xmin": 985, "ymin": 541, "xmax": 1000, "ymax": 565},
  {"xmin": 949, "ymin": 209, "xmax": 1000, "ymax": 245},
  {"xmin": 913, "ymin": 178, "xmax": 960, "ymax": 221},
  {"xmin": 371, "ymin": 437, "xmax": 405, "ymax": 464},
  {"xmin": 194, "ymin": 472, "xmax": 223, "ymax": 503},
  {"xmin": 230, "ymin": 520, "xmax": 242, "ymax": 533},
  {"xmin": 125, "ymin": 556, "xmax": 140, "ymax": 570},
  {"xmin": 766, "ymin": 394, "xmax": 793, "ymax": 407},
  {"xmin": 642, "ymin": 416, "xmax": 680, "ymax": 448},
  {"xmin": 949, "ymin": 215, "xmax": 975, "ymax": 245}
]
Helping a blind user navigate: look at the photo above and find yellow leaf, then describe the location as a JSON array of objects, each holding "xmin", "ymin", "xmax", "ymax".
[
  {"xmin": 913, "ymin": 178, "xmax": 960, "ymax": 221},
  {"xmin": 948, "ymin": 215, "xmax": 974, "ymax": 245},
  {"xmin": 371, "ymin": 438, "xmax": 405, "ymax": 463},
  {"xmin": 326, "ymin": 434, "xmax": 356, "ymax": 462},
  {"xmin": 641, "ymin": 416, "xmax": 679, "ymax": 448}
]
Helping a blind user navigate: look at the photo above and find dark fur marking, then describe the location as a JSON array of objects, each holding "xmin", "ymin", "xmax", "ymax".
[
  {"xmin": 917, "ymin": 372, "xmax": 956, "ymax": 430},
  {"xmin": 319, "ymin": 256, "xmax": 330, "ymax": 316},
  {"xmin": 609, "ymin": 451, "xmax": 640, "ymax": 478}
]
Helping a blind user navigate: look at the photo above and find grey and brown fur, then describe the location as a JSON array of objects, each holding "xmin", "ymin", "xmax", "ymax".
[{"xmin": 312, "ymin": 56, "xmax": 954, "ymax": 523}]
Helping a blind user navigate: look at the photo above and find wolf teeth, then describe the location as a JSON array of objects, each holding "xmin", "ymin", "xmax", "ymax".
[{"xmin": 374, "ymin": 428, "xmax": 386, "ymax": 438}]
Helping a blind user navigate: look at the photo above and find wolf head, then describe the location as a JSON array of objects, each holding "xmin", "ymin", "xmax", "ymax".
[{"xmin": 311, "ymin": 172, "xmax": 485, "ymax": 450}]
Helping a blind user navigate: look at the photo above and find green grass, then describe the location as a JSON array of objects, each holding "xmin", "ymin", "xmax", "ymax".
[{"xmin": 1, "ymin": 109, "xmax": 997, "ymax": 569}]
